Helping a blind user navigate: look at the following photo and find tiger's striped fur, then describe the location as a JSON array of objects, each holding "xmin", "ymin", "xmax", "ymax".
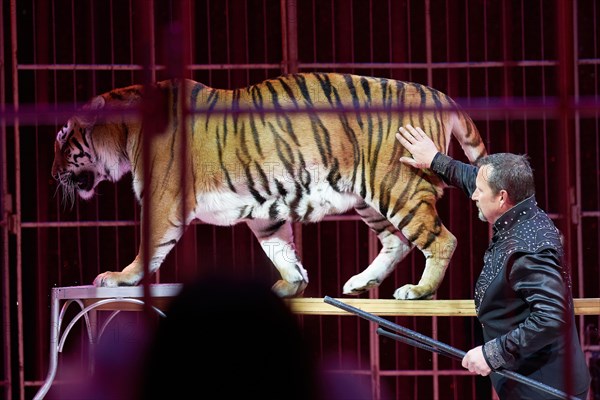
[{"xmin": 52, "ymin": 73, "xmax": 486, "ymax": 299}]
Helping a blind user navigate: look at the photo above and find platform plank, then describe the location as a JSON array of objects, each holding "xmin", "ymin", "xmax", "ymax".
[
  {"xmin": 58, "ymin": 285, "xmax": 599, "ymax": 316},
  {"xmin": 286, "ymin": 298, "xmax": 600, "ymax": 316}
]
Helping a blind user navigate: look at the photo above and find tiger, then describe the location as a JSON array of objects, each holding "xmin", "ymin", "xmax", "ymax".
[{"xmin": 51, "ymin": 72, "xmax": 486, "ymax": 299}]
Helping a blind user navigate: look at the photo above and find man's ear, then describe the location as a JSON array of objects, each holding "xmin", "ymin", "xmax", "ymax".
[{"xmin": 499, "ymin": 189, "xmax": 510, "ymax": 206}]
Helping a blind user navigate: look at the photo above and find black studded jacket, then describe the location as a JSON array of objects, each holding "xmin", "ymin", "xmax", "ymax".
[{"xmin": 430, "ymin": 152, "xmax": 590, "ymax": 399}]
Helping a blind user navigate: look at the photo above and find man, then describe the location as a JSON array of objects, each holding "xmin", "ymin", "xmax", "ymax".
[{"xmin": 396, "ymin": 124, "xmax": 590, "ymax": 400}]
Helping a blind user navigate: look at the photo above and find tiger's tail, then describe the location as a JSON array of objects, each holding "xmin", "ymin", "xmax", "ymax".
[{"xmin": 448, "ymin": 105, "xmax": 487, "ymax": 163}]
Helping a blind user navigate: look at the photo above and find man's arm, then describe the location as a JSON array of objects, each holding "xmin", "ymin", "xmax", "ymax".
[
  {"xmin": 483, "ymin": 251, "xmax": 571, "ymax": 371},
  {"xmin": 396, "ymin": 125, "xmax": 479, "ymax": 197}
]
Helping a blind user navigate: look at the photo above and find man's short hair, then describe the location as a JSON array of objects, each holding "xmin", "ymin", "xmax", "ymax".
[{"xmin": 476, "ymin": 153, "xmax": 535, "ymax": 204}]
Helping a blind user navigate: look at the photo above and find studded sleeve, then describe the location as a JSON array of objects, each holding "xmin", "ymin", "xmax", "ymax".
[{"xmin": 430, "ymin": 153, "xmax": 479, "ymax": 197}]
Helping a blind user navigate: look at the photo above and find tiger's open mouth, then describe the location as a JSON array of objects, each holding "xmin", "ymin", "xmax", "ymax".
[
  {"xmin": 74, "ymin": 170, "xmax": 95, "ymax": 192},
  {"xmin": 55, "ymin": 170, "xmax": 96, "ymax": 207}
]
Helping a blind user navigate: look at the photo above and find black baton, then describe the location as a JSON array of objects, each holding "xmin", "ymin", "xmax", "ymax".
[{"xmin": 323, "ymin": 296, "xmax": 579, "ymax": 400}]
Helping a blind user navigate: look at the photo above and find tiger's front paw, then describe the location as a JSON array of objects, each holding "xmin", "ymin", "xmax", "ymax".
[
  {"xmin": 393, "ymin": 284, "xmax": 434, "ymax": 300},
  {"xmin": 93, "ymin": 271, "xmax": 140, "ymax": 287},
  {"xmin": 271, "ymin": 279, "xmax": 307, "ymax": 298},
  {"xmin": 342, "ymin": 273, "xmax": 381, "ymax": 296}
]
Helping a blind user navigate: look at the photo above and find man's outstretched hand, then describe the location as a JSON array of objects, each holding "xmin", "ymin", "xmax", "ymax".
[{"xmin": 396, "ymin": 124, "xmax": 440, "ymax": 169}]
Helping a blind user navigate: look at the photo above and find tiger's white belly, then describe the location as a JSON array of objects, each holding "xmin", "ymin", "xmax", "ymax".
[{"xmin": 194, "ymin": 182, "xmax": 362, "ymax": 226}]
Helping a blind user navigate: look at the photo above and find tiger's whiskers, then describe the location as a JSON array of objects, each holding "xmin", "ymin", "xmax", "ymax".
[{"xmin": 55, "ymin": 173, "xmax": 76, "ymax": 210}]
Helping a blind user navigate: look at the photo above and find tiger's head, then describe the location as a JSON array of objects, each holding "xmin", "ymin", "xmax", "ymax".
[{"xmin": 52, "ymin": 95, "xmax": 132, "ymax": 207}]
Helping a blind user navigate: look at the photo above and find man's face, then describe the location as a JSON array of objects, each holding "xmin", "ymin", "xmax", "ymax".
[{"xmin": 471, "ymin": 165, "xmax": 504, "ymax": 223}]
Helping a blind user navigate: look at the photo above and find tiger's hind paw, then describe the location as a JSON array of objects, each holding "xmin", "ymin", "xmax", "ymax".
[{"xmin": 393, "ymin": 284, "xmax": 434, "ymax": 300}]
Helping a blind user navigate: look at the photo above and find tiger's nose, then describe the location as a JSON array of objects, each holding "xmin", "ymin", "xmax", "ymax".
[{"xmin": 51, "ymin": 163, "xmax": 63, "ymax": 180}]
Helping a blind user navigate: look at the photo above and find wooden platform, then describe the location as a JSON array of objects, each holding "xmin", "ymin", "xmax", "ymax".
[
  {"xmin": 287, "ymin": 297, "xmax": 600, "ymax": 316},
  {"xmin": 57, "ymin": 285, "xmax": 600, "ymax": 317},
  {"xmin": 34, "ymin": 285, "xmax": 600, "ymax": 400}
]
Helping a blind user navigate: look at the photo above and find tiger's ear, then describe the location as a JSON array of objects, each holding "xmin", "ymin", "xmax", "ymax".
[
  {"xmin": 87, "ymin": 95, "xmax": 106, "ymax": 110},
  {"xmin": 77, "ymin": 95, "xmax": 105, "ymax": 126}
]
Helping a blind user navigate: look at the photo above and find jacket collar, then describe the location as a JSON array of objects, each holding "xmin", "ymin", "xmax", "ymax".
[{"xmin": 492, "ymin": 195, "xmax": 538, "ymax": 237}]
